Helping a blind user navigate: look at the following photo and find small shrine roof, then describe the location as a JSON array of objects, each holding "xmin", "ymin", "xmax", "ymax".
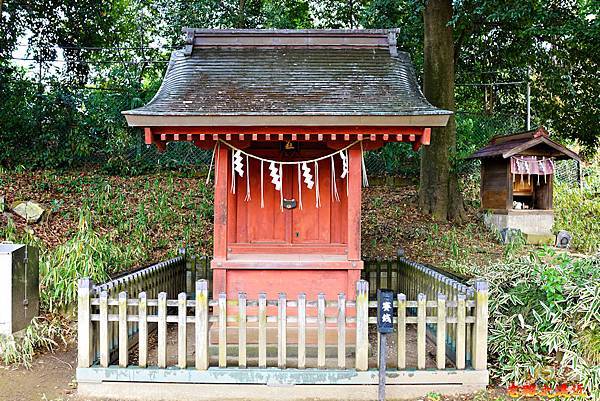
[
  {"xmin": 469, "ymin": 127, "xmax": 580, "ymax": 161},
  {"xmin": 123, "ymin": 29, "xmax": 451, "ymax": 128}
]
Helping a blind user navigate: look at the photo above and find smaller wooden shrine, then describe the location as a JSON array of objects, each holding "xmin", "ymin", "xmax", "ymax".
[{"xmin": 469, "ymin": 127, "xmax": 580, "ymax": 242}]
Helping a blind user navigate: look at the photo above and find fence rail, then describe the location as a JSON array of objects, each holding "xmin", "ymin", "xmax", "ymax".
[{"xmin": 78, "ymin": 279, "xmax": 488, "ymax": 374}]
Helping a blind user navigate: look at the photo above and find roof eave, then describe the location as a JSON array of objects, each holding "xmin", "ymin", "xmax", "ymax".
[{"xmin": 123, "ymin": 113, "xmax": 452, "ymax": 128}]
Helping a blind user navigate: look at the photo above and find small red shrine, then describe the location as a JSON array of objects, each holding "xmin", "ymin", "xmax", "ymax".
[{"xmin": 124, "ymin": 28, "xmax": 451, "ymax": 300}]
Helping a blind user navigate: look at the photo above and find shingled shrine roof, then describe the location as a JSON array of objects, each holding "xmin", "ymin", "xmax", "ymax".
[
  {"xmin": 469, "ymin": 127, "xmax": 580, "ymax": 161},
  {"xmin": 123, "ymin": 29, "xmax": 451, "ymax": 127}
]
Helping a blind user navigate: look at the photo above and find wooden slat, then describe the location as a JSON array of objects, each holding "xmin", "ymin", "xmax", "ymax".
[
  {"xmin": 195, "ymin": 280, "xmax": 209, "ymax": 370},
  {"xmin": 278, "ymin": 293, "xmax": 287, "ymax": 369},
  {"xmin": 317, "ymin": 293, "xmax": 326, "ymax": 368},
  {"xmin": 337, "ymin": 293, "xmax": 346, "ymax": 369},
  {"xmin": 436, "ymin": 294, "xmax": 446, "ymax": 369},
  {"xmin": 456, "ymin": 293, "xmax": 466, "ymax": 370},
  {"xmin": 238, "ymin": 292, "xmax": 247, "ymax": 368},
  {"xmin": 417, "ymin": 293, "xmax": 426, "ymax": 369},
  {"xmin": 218, "ymin": 292, "xmax": 227, "ymax": 368},
  {"xmin": 472, "ymin": 280, "xmax": 488, "ymax": 370},
  {"xmin": 138, "ymin": 292, "xmax": 148, "ymax": 368},
  {"xmin": 297, "ymin": 293, "xmax": 306, "ymax": 369},
  {"xmin": 158, "ymin": 292, "xmax": 167, "ymax": 368},
  {"xmin": 99, "ymin": 291, "xmax": 109, "ymax": 367},
  {"xmin": 387, "ymin": 260, "xmax": 393, "ymax": 289},
  {"xmin": 178, "ymin": 292, "xmax": 187, "ymax": 369},
  {"xmin": 397, "ymin": 293, "xmax": 406, "ymax": 369},
  {"xmin": 355, "ymin": 280, "xmax": 369, "ymax": 371},
  {"xmin": 258, "ymin": 292, "xmax": 267, "ymax": 368},
  {"xmin": 77, "ymin": 278, "xmax": 93, "ymax": 368},
  {"xmin": 118, "ymin": 291, "xmax": 128, "ymax": 368}
]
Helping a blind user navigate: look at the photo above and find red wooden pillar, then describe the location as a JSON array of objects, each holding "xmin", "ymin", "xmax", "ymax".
[
  {"xmin": 346, "ymin": 145, "xmax": 362, "ymax": 297},
  {"xmin": 212, "ymin": 145, "xmax": 229, "ymax": 294},
  {"xmin": 347, "ymin": 145, "xmax": 362, "ymax": 261}
]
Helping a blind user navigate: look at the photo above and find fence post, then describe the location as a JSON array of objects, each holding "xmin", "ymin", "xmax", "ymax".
[
  {"xmin": 417, "ymin": 293, "xmax": 426, "ymax": 370},
  {"xmin": 278, "ymin": 292, "xmax": 287, "ymax": 369},
  {"xmin": 158, "ymin": 292, "xmax": 167, "ymax": 368},
  {"xmin": 436, "ymin": 293, "xmax": 446, "ymax": 369},
  {"xmin": 77, "ymin": 278, "xmax": 94, "ymax": 368},
  {"xmin": 472, "ymin": 279, "xmax": 488, "ymax": 370},
  {"xmin": 397, "ymin": 293, "xmax": 406, "ymax": 369},
  {"xmin": 99, "ymin": 291, "xmax": 109, "ymax": 367},
  {"xmin": 238, "ymin": 292, "xmax": 247, "ymax": 368},
  {"xmin": 118, "ymin": 291, "xmax": 128, "ymax": 367},
  {"xmin": 178, "ymin": 292, "xmax": 187, "ymax": 369},
  {"xmin": 218, "ymin": 292, "xmax": 227, "ymax": 368},
  {"xmin": 317, "ymin": 293, "xmax": 326, "ymax": 369},
  {"xmin": 337, "ymin": 292, "xmax": 346, "ymax": 369},
  {"xmin": 138, "ymin": 292, "xmax": 148, "ymax": 368},
  {"xmin": 258, "ymin": 292, "xmax": 267, "ymax": 368},
  {"xmin": 355, "ymin": 280, "xmax": 369, "ymax": 371},
  {"xmin": 456, "ymin": 293, "xmax": 466, "ymax": 370},
  {"xmin": 195, "ymin": 280, "xmax": 209, "ymax": 370},
  {"xmin": 297, "ymin": 293, "xmax": 306, "ymax": 370}
]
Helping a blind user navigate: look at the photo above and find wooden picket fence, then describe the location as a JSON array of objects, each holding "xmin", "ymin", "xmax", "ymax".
[{"xmin": 78, "ymin": 278, "xmax": 488, "ymax": 374}]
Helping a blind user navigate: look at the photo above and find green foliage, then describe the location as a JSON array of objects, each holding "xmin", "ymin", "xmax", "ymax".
[
  {"xmin": 39, "ymin": 210, "xmax": 136, "ymax": 312},
  {"xmin": 0, "ymin": 316, "xmax": 70, "ymax": 368},
  {"xmin": 472, "ymin": 250, "xmax": 600, "ymax": 397},
  {"xmin": 554, "ymin": 159, "xmax": 600, "ymax": 253}
]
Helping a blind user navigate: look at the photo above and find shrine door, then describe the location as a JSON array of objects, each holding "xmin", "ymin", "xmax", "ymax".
[{"xmin": 231, "ymin": 156, "xmax": 348, "ymax": 251}]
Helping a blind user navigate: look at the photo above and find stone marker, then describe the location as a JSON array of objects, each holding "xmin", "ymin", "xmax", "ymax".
[{"xmin": 11, "ymin": 201, "xmax": 45, "ymax": 223}]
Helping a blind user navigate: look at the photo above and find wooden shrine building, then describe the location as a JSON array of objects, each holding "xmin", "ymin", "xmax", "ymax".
[
  {"xmin": 469, "ymin": 126, "xmax": 580, "ymax": 242},
  {"xmin": 123, "ymin": 28, "xmax": 451, "ymax": 300}
]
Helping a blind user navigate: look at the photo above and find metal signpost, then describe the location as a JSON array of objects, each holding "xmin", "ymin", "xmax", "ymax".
[{"xmin": 377, "ymin": 288, "xmax": 394, "ymax": 401}]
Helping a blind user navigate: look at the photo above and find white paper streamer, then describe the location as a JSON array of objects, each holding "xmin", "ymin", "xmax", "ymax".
[
  {"xmin": 314, "ymin": 161, "xmax": 321, "ymax": 208},
  {"xmin": 244, "ymin": 154, "xmax": 251, "ymax": 201},
  {"xmin": 331, "ymin": 156, "xmax": 340, "ymax": 202},
  {"xmin": 302, "ymin": 162, "xmax": 314, "ymax": 189}
]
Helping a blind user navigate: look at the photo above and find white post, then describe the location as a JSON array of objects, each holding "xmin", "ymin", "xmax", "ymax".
[
  {"xmin": 397, "ymin": 293, "xmax": 406, "ymax": 369},
  {"xmin": 158, "ymin": 292, "xmax": 167, "ymax": 368},
  {"xmin": 278, "ymin": 292, "xmax": 287, "ymax": 369},
  {"xmin": 218, "ymin": 292, "xmax": 227, "ymax": 368},
  {"xmin": 337, "ymin": 293, "xmax": 346, "ymax": 369},
  {"xmin": 138, "ymin": 292, "xmax": 148, "ymax": 368},
  {"xmin": 238, "ymin": 292, "xmax": 247, "ymax": 368},
  {"xmin": 417, "ymin": 293, "xmax": 426, "ymax": 370},
  {"xmin": 436, "ymin": 293, "xmax": 446, "ymax": 369},
  {"xmin": 77, "ymin": 278, "xmax": 93, "ymax": 368},
  {"xmin": 317, "ymin": 293, "xmax": 326, "ymax": 369},
  {"xmin": 297, "ymin": 293, "xmax": 306, "ymax": 369},
  {"xmin": 178, "ymin": 292, "xmax": 187, "ymax": 369},
  {"xmin": 195, "ymin": 280, "xmax": 209, "ymax": 370},
  {"xmin": 118, "ymin": 291, "xmax": 128, "ymax": 367},
  {"xmin": 355, "ymin": 280, "xmax": 369, "ymax": 371},
  {"xmin": 472, "ymin": 280, "xmax": 488, "ymax": 370}
]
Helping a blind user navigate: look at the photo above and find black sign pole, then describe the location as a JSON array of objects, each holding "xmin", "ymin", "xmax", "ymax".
[
  {"xmin": 376, "ymin": 289, "xmax": 394, "ymax": 401},
  {"xmin": 378, "ymin": 332, "xmax": 387, "ymax": 401}
]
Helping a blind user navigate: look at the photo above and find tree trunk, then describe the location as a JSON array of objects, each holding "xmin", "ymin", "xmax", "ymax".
[{"xmin": 419, "ymin": 0, "xmax": 466, "ymax": 221}]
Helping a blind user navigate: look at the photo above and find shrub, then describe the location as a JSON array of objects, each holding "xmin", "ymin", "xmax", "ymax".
[
  {"xmin": 554, "ymin": 160, "xmax": 600, "ymax": 253},
  {"xmin": 473, "ymin": 249, "xmax": 600, "ymax": 397}
]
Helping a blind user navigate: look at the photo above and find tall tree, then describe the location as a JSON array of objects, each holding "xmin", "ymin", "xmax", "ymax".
[{"xmin": 419, "ymin": 0, "xmax": 466, "ymax": 221}]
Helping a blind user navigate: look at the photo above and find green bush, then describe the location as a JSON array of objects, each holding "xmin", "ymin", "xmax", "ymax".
[
  {"xmin": 554, "ymin": 160, "xmax": 600, "ymax": 253},
  {"xmin": 474, "ymin": 249, "xmax": 600, "ymax": 397}
]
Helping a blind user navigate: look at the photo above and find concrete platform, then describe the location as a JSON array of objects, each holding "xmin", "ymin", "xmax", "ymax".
[{"xmin": 77, "ymin": 368, "xmax": 489, "ymax": 401}]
